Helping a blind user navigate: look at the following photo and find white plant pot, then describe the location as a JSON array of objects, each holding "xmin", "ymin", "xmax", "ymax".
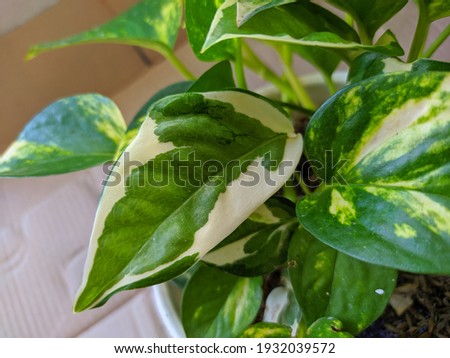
[{"xmin": 152, "ymin": 71, "xmax": 348, "ymax": 338}]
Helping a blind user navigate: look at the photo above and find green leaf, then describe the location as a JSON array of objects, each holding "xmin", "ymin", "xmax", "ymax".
[
  {"xmin": 241, "ymin": 322, "xmax": 292, "ymax": 338},
  {"xmin": 187, "ymin": 61, "xmax": 236, "ymax": 93},
  {"xmin": 185, "ymin": 0, "xmax": 235, "ymax": 61},
  {"xmin": 182, "ymin": 264, "xmax": 263, "ymax": 337},
  {"xmin": 298, "ymin": 71, "xmax": 450, "ymax": 274},
  {"xmin": 288, "ymin": 228, "xmax": 396, "ymax": 335},
  {"xmin": 120, "ymin": 81, "xmax": 194, "ymax": 153},
  {"xmin": 348, "ymin": 53, "xmax": 450, "ymax": 84},
  {"xmin": 293, "ymin": 47, "xmax": 341, "ymax": 78},
  {"xmin": 74, "ymin": 90, "xmax": 303, "ymax": 311},
  {"xmin": 305, "ymin": 317, "xmax": 353, "ymax": 338},
  {"xmin": 26, "ymin": 0, "xmax": 182, "ymax": 60},
  {"xmin": 327, "ymin": 0, "xmax": 408, "ymax": 40},
  {"xmin": 0, "ymin": 94, "xmax": 125, "ymax": 177},
  {"xmin": 236, "ymin": 0, "xmax": 296, "ymax": 27},
  {"xmin": 203, "ymin": 197, "xmax": 297, "ymax": 276},
  {"xmin": 422, "ymin": 0, "xmax": 450, "ymax": 22},
  {"xmin": 203, "ymin": 0, "xmax": 403, "ymax": 56}
]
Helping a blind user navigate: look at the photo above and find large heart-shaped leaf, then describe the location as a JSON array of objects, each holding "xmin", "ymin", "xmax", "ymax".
[
  {"xmin": 327, "ymin": 0, "xmax": 408, "ymax": 40},
  {"xmin": 185, "ymin": 0, "xmax": 235, "ymax": 61},
  {"xmin": 26, "ymin": 0, "xmax": 182, "ymax": 60},
  {"xmin": 74, "ymin": 90, "xmax": 302, "ymax": 311},
  {"xmin": 298, "ymin": 71, "xmax": 450, "ymax": 274},
  {"xmin": 203, "ymin": 197, "xmax": 297, "ymax": 276},
  {"xmin": 288, "ymin": 229, "xmax": 396, "ymax": 335},
  {"xmin": 182, "ymin": 264, "xmax": 263, "ymax": 337},
  {"xmin": 203, "ymin": 0, "xmax": 403, "ymax": 56},
  {"xmin": 348, "ymin": 53, "xmax": 450, "ymax": 84},
  {"xmin": 0, "ymin": 94, "xmax": 125, "ymax": 177}
]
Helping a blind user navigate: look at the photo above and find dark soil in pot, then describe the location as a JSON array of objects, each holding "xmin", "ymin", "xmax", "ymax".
[{"xmin": 359, "ymin": 273, "xmax": 450, "ymax": 338}]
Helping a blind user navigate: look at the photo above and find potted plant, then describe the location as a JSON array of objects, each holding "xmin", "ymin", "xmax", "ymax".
[{"xmin": 1, "ymin": 0, "xmax": 449, "ymax": 338}]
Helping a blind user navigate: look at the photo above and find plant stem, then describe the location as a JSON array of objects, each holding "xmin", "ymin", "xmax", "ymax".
[
  {"xmin": 356, "ymin": 22, "xmax": 372, "ymax": 45},
  {"xmin": 242, "ymin": 42, "xmax": 296, "ymax": 99},
  {"xmin": 164, "ymin": 50, "xmax": 196, "ymax": 80},
  {"xmin": 234, "ymin": 39, "xmax": 248, "ymax": 89},
  {"xmin": 280, "ymin": 46, "xmax": 317, "ymax": 110},
  {"xmin": 423, "ymin": 23, "xmax": 450, "ymax": 58},
  {"xmin": 408, "ymin": 0, "xmax": 430, "ymax": 62},
  {"xmin": 295, "ymin": 172, "xmax": 311, "ymax": 195},
  {"xmin": 322, "ymin": 72, "xmax": 337, "ymax": 95}
]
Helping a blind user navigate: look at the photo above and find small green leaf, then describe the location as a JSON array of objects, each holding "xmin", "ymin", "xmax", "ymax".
[
  {"xmin": 305, "ymin": 317, "xmax": 353, "ymax": 338},
  {"xmin": 236, "ymin": 0, "xmax": 296, "ymax": 26},
  {"xmin": 26, "ymin": 0, "xmax": 182, "ymax": 60},
  {"xmin": 288, "ymin": 229, "xmax": 396, "ymax": 335},
  {"xmin": 0, "ymin": 94, "xmax": 125, "ymax": 177},
  {"xmin": 327, "ymin": 0, "xmax": 408, "ymax": 40},
  {"xmin": 185, "ymin": 0, "xmax": 235, "ymax": 61},
  {"xmin": 187, "ymin": 61, "xmax": 236, "ymax": 93},
  {"xmin": 203, "ymin": 0, "xmax": 403, "ymax": 56},
  {"xmin": 299, "ymin": 71, "xmax": 450, "ymax": 274},
  {"xmin": 422, "ymin": 0, "xmax": 450, "ymax": 22},
  {"xmin": 241, "ymin": 322, "xmax": 292, "ymax": 338},
  {"xmin": 182, "ymin": 264, "xmax": 263, "ymax": 337},
  {"xmin": 74, "ymin": 90, "xmax": 303, "ymax": 311},
  {"xmin": 203, "ymin": 197, "xmax": 297, "ymax": 276},
  {"xmin": 348, "ymin": 53, "xmax": 450, "ymax": 83}
]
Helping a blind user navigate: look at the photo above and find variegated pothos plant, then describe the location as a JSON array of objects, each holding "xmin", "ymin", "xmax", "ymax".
[{"xmin": 1, "ymin": 0, "xmax": 449, "ymax": 338}]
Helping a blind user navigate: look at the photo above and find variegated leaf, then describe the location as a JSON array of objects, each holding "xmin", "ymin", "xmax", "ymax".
[
  {"xmin": 203, "ymin": 0, "xmax": 403, "ymax": 56},
  {"xmin": 236, "ymin": 0, "xmax": 296, "ymax": 27},
  {"xmin": 298, "ymin": 71, "xmax": 450, "ymax": 274},
  {"xmin": 185, "ymin": 0, "xmax": 235, "ymax": 61},
  {"xmin": 74, "ymin": 90, "xmax": 302, "ymax": 312},
  {"xmin": 27, "ymin": 0, "xmax": 182, "ymax": 60},
  {"xmin": 182, "ymin": 264, "xmax": 263, "ymax": 337},
  {"xmin": 326, "ymin": 0, "xmax": 408, "ymax": 40},
  {"xmin": 120, "ymin": 62, "xmax": 235, "ymax": 152},
  {"xmin": 305, "ymin": 317, "xmax": 353, "ymax": 338},
  {"xmin": 241, "ymin": 322, "xmax": 292, "ymax": 338},
  {"xmin": 288, "ymin": 229, "xmax": 396, "ymax": 335},
  {"xmin": 348, "ymin": 53, "xmax": 450, "ymax": 84},
  {"xmin": 202, "ymin": 197, "xmax": 297, "ymax": 276},
  {"xmin": 0, "ymin": 94, "xmax": 125, "ymax": 177}
]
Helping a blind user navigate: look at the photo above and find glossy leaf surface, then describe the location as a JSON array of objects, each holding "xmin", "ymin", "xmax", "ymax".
[
  {"xmin": 74, "ymin": 90, "xmax": 302, "ymax": 311},
  {"xmin": 185, "ymin": 0, "xmax": 235, "ymax": 61},
  {"xmin": 203, "ymin": 197, "xmax": 297, "ymax": 276},
  {"xmin": 298, "ymin": 71, "xmax": 450, "ymax": 274},
  {"xmin": 0, "ymin": 94, "xmax": 125, "ymax": 177},
  {"xmin": 27, "ymin": 0, "xmax": 182, "ymax": 59},
  {"xmin": 327, "ymin": 0, "xmax": 408, "ymax": 40},
  {"xmin": 348, "ymin": 53, "xmax": 450, "ymax": 83},
  {"xmin": 236, "ymin": 0, "xmax": 296, "ymax": 26},
  {"xmin": 288, "ymin": 229, "xmax": 396, "ymax": 334},
  {"xmin": 182, "ymin": 264, "xmax": 263, "ymax": 337},
  {"xmin": 203, "ymin": 0, "xmax": 403, "ymax": 56}
]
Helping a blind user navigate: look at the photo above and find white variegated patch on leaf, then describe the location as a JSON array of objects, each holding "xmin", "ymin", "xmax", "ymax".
[
  {"xmin": 203, "ymin": 197, "xmax": 297, "ymax": 276},
  {"xmin": 74, "ymin": 90, "xmax": 303, "ymax": 312},
  {"xmin": 298, "ymin": 71, "xmax": 450, "ymax": 274}
]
